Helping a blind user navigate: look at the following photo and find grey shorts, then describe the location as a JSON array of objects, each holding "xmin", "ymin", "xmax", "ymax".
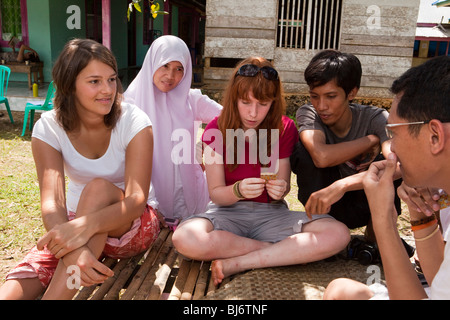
[{"xmin": 187, "ymin": 201, "xmax": 333, "ymax": 243}]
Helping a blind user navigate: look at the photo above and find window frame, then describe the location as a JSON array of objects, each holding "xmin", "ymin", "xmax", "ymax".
[
  {"xmin": 277, "ymin": 0, "xmax": 342, "ymax": 50},
  {"xmin": 0, "ymin": 0, "xmax": 29, "ymax": 47}
]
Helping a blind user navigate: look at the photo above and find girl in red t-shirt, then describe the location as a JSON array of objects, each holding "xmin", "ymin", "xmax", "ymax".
[{"xmin": 173, "ymin": 57, "xmax": 350, "ymax": 286}]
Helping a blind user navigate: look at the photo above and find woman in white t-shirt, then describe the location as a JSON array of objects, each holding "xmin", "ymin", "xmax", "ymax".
[{"xmin": 0, "ymin": 39, "xmax": 160, "ymax": 300}]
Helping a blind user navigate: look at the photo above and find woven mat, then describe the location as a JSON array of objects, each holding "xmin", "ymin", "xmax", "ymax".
[{"xmin": 202, "ymin": 257, "xmax": 385, "ymax": 300}]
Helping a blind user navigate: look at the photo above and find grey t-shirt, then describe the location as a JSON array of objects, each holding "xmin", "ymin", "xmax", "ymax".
[{"xmin": 296, "ymin": 103, "xmax": 389, "ymax": 177}]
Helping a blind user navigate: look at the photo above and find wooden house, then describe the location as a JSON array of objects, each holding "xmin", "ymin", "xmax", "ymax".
[
  {"xmin": 203, "ymin": 0, "xmax": 421, "ymax": 98},
  {"xmin": 413, "ymin": 0, "xmax": 450, "ymax": 67}
]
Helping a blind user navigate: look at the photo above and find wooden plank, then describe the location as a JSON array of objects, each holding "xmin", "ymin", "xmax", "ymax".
[
  {"xmin": 203, "ymin": 67, "xmax": 235, "ymax": 81},
  {"xmin": 341, "ymin": 14, "xmax": 417, "ymax": 37},
  {"xmin": 206, "ymin": 0, "xmax": 277, "ymax": 20},
  {"xmin": 340, "ymin": 33, "xmax": 416, "ymax": 48},
  {"xmin": 343, "ymin": 2, "xmax": 420, "ymax": 16},
  {"xmin": 206, "ymin": 28, "xmax": 275, "ymax": 40},
  {"xmin": 340, "ymin": 44, "xmax": 414, "ymax": 57},
  {"xmin": 205, "ymin": 16, "xmax": 276, "ymax": 30},
  {"xmin": 357, "ymin": 55, "xmax": 413, "ymax": 77}
]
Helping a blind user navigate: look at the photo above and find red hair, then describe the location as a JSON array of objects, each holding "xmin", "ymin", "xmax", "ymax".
[{"xmin": 218, "ymin": 57, "xmax": 285, "ymax": 170}]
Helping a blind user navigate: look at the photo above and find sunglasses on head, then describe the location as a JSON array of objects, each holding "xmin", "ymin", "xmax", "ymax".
[{"xmin": 235, "ymin": 64, "xmax": 279, "ymax": 81}]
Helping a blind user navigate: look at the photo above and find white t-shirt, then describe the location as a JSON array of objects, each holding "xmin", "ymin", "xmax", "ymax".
[
  {"xmin": 32, "ymin": 102, "xmax": 158, "ymax": 213},
  {"xmin": 369, "ymin": 208, "xmax": 450, "ymax": 300},
  {"xmin": 429, "ymin": 207, "xmax": 450, "ymax": 299}
]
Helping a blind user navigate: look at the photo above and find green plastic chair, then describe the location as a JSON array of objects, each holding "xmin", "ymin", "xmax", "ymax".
[
  {"xmin": 0, "ymin": 65, "xmax": 14, "ymax": 124},
  {"xmin": 21, "ymin": 81, "xmax": 55, "ymax": 136}
]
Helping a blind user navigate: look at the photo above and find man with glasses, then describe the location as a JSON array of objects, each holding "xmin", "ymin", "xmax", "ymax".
[
  {"xmin": 290, "ymin": 50, "xmax": 408, "ymax": 252},
  {"xmin": 324, "ymin": 55, "xmax": 450, "ymax": 299}
]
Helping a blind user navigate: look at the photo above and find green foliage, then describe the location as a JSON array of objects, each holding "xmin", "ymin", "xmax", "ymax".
[{"xmin": 127, "ymin": 0, "xmax": 169, "ymax": 21}]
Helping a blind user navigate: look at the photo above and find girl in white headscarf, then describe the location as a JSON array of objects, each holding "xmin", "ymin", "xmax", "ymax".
[{"xmin": 124, "ymin": 35, "xmax": 222, "ymax": 224}]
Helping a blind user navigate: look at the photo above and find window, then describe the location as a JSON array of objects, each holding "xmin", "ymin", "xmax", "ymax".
[
  {"xmin": 0, "ymin": 0, "xmax": 28, "ymax": 46},
  {"xmin": 277, "ymin": 0, "xmax": 342, "ymax": 50},
  {"xmin": 85, "ymin": 0, "xmax": 103, "ymax": 44}
]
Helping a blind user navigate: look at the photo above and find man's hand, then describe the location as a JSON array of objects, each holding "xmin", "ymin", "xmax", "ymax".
[
  {"xmin": 397, "ymin": 184, "xmax": 440, "ymax": 219},
  {"xmin": 363, "ymin": 154, "xmax": 398, "ymax": 224},
  {"xmin": 305, "ymin": 182, "xmax": 345, "ymax": 219}
]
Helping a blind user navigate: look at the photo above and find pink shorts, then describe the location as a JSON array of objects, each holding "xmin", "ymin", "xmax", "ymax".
[{"xmin": 6, "ymin": 205, "xmax": 160, "ymax": 288}]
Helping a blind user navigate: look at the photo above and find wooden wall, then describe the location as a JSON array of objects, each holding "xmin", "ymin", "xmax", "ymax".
[
  {"xmin": 203, "ymin": 0, "xmax": 420, "ymax": 98},
  {"xmin": 203, "ymin": 0, "xmax": 278, "ymax": 89},
  {"xmin": 339, "ymin": 0, "xmax": 420, "ymax": 97}
]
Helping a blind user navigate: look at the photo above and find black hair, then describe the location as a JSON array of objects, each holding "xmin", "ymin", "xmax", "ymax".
[
  {"xmin": 390, "ymin": 55, "xmax": 450, "ymax": 135},
  {"xmin": 304, "ymin": 49, "xmax": 362, "ymax": 96}
]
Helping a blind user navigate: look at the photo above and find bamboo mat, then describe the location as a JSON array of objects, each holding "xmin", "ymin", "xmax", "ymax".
[
  {"xmin": 202, "ymin": 258, "xmax": 384, "ymax": 300},
  {"xmin": 73, "ymin": 228, "xmax": 386, "ymax": 300}
]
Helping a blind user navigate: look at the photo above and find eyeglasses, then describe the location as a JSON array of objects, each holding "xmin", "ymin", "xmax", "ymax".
[
  {"xmin": 235, "ymin": 64, "xmax": 279, "ymax": 81},
  {"xmin": 385, "ymin": 121, "xmax": 430, "ymax": 139}
]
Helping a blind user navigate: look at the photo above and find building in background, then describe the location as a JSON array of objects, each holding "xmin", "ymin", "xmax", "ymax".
[
  {"xmin": 413, "ymin": 0, "xmax": 450, "ymax": 67},
  {"xmin": 0, "ymin": 0, "xmax": 206, "ymax": 87},
  {"xmin": 3, "ymin": 0, "xmax": 446, "ymax": 99},
  {"xmin": 203, "ymin": 0, "xmax": 421, "ymax": 98}
]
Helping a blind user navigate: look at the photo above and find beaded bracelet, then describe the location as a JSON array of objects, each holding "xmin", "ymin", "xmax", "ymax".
[
  {"xmin": 232, "ymin": 180, "xmax": 245, "ymax": 199},
  {"xmin": 411, "ymin": 218, "xmax": 437, "ymax": 231},
  {"xmin": 410, "ymin": 214, "xmax": 436, "ymax": 227}
]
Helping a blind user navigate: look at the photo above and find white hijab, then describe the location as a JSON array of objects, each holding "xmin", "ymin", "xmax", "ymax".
[{"xmin": 124, "ymin": 35, "xmax": 204, "ymax": 219}]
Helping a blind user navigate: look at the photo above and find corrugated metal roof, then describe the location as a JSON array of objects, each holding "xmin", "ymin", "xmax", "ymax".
[{"xmin": 416, "ymin": 25, "xmax": 450, "ymax": 38}]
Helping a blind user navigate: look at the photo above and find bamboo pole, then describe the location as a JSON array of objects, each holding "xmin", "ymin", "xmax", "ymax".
[
  {"xmin": 90, "ymin": 258, "xmax": 129, "ymax": 300},
  {"xmin": 104, "ymin": 251, "xmax": 146, "ymax": 300},
  {"xmin": 192, "ymin": 261, "xmax": 211, "ymax": 300},
  {"xmin": 167, "ymin": 258, "xmax": 192, "ymax": 300},
  {"xmin": 180, "ymin": 260, "xmax": 202, "ymax": 300},
  {"xmin": 120, "ymin": 228, "xmax": 170, "ymax": 300},
  {"xmin": 146, "ymin": 246, "xmax": 178, "ymax": 300},
  {"xmin": 73, "ymin": 257, "xmax": 116, "ymax": 300},
  {"xmin": 133, "ymin": 233, "xmax": 173, "ymax": 300}
]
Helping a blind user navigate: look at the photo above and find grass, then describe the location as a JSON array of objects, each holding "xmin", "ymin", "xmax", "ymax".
[
  {"xmin": 0, "ymin": 137, "xmax": 42, "ymax": 245},
  {"xmin": 0, "ymin": 111, "xmax": 45, "ymax": 282}
]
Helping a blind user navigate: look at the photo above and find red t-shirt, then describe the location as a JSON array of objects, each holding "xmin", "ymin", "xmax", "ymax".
[{"xmin": 202, "ymin": 116, "xmax": 299, "ymax": 203}]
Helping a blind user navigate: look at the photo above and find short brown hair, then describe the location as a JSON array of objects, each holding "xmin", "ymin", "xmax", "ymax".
[{"xmin": 52, "ymin": 38, "xmax": 122, "ymax": 131}]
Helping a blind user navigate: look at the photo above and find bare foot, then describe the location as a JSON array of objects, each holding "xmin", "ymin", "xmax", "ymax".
[
  {"xmin": 211, "ymin": 258, "xmax": 245, "ymax": 286},
  {"xmin": 211, "ymin": 260, "xmax": 225, "ymax": 286}
]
